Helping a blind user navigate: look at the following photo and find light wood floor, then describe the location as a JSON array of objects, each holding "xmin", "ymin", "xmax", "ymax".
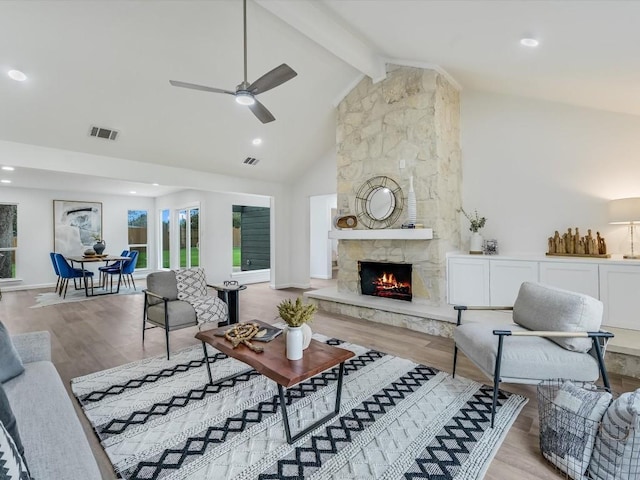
[{"xmin": 3, "ymin": 280, "xmax": 639, "ymax": 479}]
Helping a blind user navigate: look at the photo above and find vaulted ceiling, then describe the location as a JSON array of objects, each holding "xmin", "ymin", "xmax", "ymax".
[{"xmin": 1, "ymin": 1, "xmax": 639, "ymax": 194}]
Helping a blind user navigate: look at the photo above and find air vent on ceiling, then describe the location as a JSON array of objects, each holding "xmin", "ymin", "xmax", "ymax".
[
  {"xmin": 89, "ymin": 126, "xmax": 119, "ymax": 141},
  {"xmin": 243, "ymin": 157, "xmax": 260, "ymax": 165}
]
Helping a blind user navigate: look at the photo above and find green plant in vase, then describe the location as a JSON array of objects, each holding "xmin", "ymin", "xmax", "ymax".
[
  {"xmin": 460, "ymin": 208, "xmax": 487, "ymax": 254},
  {"xmin": 460, "ymin": 208, "xmax": 486, "ymax": 232},
  {"xmin": 277, "ymin": 296, "xmax": 317, "ymax": 359},
  {"xmin": 277, "ymin": 296, "xmax": 317, "ymax": 327}
]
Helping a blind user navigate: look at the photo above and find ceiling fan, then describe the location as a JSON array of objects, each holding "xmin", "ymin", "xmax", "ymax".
[{"xmin": 169, "ymin": 0, "xmax": 297, "ymax": 124}]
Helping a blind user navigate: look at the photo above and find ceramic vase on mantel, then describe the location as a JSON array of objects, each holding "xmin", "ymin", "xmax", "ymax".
[
  {"xmin": 286, "ymin": 326, "xmax": 304, "ymax": 360},
  {"xmin": 407, "ymin": 175, "xmax": 417, "ymax": 225},
  {"xmin": 470, "ymin": 232, "xmax": 484, "ymax": 254}
]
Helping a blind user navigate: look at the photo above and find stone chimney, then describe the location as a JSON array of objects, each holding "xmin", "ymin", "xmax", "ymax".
[{"xmin": 335, "ymin": 65, "xmax": 462, "ymax": 307}]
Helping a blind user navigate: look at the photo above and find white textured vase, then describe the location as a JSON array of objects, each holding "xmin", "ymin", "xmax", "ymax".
[
  {"xmin": 470, "ymin": 232, "xmax": 484, "ymax": 254},
  {"xmin": 286, "ymin": 326, "xmax": 303, "ymax": 360},
  {"xmin": 301, "ymin": 323, "xmax": 312, "ymax": 350},
  {"xmin": 407, "ymin": 175, "xmax": 417, "ymax": 224}
]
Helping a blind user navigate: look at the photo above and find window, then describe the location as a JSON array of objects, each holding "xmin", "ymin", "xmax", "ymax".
[
  {"xmin": 232, "ymin": 205, "xmax": 270, "ymax": 271},
  {"xmin": 127, "ymin": 210, "xmax": 147, "ymax": 269},
  {"xmin": 0, "ymin": 204, "xmax": 17, "ymax": 279},
  {"xmin": 161, "ymin": 209, "xmax": 170, "ymax": 268},
  {"xmin": 179, "ymin": 207, "xmax": 199, "ymax": 268}
]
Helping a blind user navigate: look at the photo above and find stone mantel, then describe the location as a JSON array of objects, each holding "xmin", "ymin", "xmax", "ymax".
[{"xmin": 329, "ymin": 228, "xmax": 433, "ymax": 240}]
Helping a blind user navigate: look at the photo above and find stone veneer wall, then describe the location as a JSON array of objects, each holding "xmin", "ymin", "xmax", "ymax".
[{"xmin": 336, "ymin": 66, "xmax": 462, "ymax": 306}]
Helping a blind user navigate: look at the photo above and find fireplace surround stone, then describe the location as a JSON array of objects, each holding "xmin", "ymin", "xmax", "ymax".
[{"xmin": 307, "ymin": 65, "xmax": 462, "ymax": 337}]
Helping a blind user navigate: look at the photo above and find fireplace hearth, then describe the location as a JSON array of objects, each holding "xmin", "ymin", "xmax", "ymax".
[{"xmin": 358, "ymin": 261, "xmax": 412, "ymax": 301}]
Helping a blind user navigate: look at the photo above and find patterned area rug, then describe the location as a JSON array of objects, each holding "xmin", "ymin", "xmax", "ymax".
[
  {"xmin": 31, "ymin": 285, "xmax": 141, "ymax": 308},
  {"xmin": 71, "ymin": 334, "xmax": 528, "ymax": 480}
]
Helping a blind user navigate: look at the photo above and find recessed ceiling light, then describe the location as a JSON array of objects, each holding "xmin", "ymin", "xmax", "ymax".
[
  {"xmin": 152, "ymin": 183, "xmax": 159, "ymax": 186},
  {"xmin": 520, "ymin": 38, "xmax": 539, "ymax": 48},
  {"xmin": 1, "ymin": 179, "xmax": 11, "ymax": 184},
  {"xmin": 8, "ymin": 70, "xmax": 27, "ymax": 81},
  {"xmin": 130, "ymin": 190, "xmax": 137, "ymax": 194},
  {"xmin": 1, "ymin": 166, "xmax": 15, "ymax": 171},
  {"xmin": 252, "ymin": 138, "xmax": 262, "ymax": 146}
]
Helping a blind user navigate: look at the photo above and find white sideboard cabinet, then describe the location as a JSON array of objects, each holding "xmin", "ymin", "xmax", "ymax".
[
  {"xmin": 599, "ymin": 265, "xmax": 640, "ymax": 330},
  {"xmin": 447, "ymin": 253, "xmax": 640, "ymax": 330},
  {"xmin": 539, "ymin": 262, "xmax": 599, "ymax": 298}
]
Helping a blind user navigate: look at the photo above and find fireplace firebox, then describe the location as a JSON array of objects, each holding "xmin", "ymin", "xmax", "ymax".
[{"xmin": 358, "ymin": 261, "xmax": 412, "ymax": 301}]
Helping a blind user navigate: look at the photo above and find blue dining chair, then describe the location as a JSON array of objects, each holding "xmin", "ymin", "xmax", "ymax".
[
  {"xmin": 98, "ymin": 250, "xmax": 129, "ymax": 288},
  {"xmin": 105, "ymin": 250, "xmax": 138, "ymax": 292},
  {"xmin": 53, "ymin": 253, "xmax": 94, "ymax": 298},
  {"xmin": 49, "ymin": 252, "xmax": 62, "ymax": 294}
]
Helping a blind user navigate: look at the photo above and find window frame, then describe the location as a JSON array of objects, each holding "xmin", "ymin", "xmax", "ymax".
[
  {"xmin": 0, "ymin": 203, "xmax": 18, "ymax": 281},
  {"xmin": 127, "ymin": 209, "xmax": 148, "ymax": 270}
]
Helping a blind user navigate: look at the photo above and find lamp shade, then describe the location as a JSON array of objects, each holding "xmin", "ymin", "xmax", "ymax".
[{"xmin": 608, "ymin": 197, "xmax": 640, "ymax": 224}]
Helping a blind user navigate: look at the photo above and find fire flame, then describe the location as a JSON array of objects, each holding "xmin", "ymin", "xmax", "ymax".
[{"xmin": 374, "ymin": 272, "xmax": 410, "ymax": 290}]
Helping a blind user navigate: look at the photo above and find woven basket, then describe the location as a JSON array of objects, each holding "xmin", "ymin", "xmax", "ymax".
[{"xmin": 537, "ymin": 379, "xmax": 639, "ymax": 480}]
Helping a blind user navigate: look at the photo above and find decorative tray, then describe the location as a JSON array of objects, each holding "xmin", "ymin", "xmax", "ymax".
[{"xmin": 212, "ymin": 322, "xmax": 283, "ymax": 342}]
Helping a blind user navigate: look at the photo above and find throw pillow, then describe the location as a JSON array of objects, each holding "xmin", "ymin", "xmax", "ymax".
[
  {"xmin": 513, "ymin": 282, "xmax": 603, "ymax": 353},
  {"xmin": 589, "ymin": 389, "xmax": 640, "ymax": 480},
  {"xmin": 0, "ymin": 420, "xmax": 30, "ymax": 479},
  {"xmin": 0, "ymin": 322, "xmax": 24, "ymax": 383},
  {"xmin": 0, "ymin": 384, "xmax": 25, "ymax": 459},
  {"xmin": 540, "ymin": 380, "xmax": 612, "ymax": 480},
  {"xmin": 174, "ymin": 268, "xmax": 208, "ymax": 299}
]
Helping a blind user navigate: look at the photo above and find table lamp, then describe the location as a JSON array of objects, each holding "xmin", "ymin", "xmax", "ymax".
[{"xmin": 608, "ymin": 197, "xmax": 640, "ymax": 259}]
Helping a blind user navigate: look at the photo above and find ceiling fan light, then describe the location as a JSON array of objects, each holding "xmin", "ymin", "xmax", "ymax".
[{"xmin": 235, "ymin": 92, "xmax": 255, "ymax": 106}]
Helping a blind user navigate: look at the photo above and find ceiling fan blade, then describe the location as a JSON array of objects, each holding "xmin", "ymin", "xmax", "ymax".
[
  {"xmin": 169, "ymin": 80, "xmax": 235, "ymax": 95},
  {"xmin": 248, "ymin": 64, "xmax": 297, "ymax": 95},
  {"xmin": 248, "ymin": 99, "xmax": 275, "ymax": 124}
]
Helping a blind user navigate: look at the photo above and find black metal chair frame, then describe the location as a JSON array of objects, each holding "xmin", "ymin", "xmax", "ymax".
[
  {"xmin": 142, "ymin": 285, "xmax": 229, "ymax": 360},
  {"xmin": 451, "ymin": 305, "xmax": 613, "ymax": 428},
  {"xmin": 143, "ymin": 290, "xmax": 179, "ymax": 360}
]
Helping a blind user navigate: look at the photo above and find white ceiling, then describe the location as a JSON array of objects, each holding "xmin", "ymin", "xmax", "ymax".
[{"xmin": 1, "ymin": 0, "xmax": 639, "ymax": 195}]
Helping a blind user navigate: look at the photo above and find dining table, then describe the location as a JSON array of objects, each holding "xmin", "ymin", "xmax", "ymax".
[{"xmin": 66, "ymin": 254, "xmax": 130, "ymax": 297}]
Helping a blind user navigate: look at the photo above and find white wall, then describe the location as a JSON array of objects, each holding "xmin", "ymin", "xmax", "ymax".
[
  {"xmin": 0, "ymin": 140, "xmax": 294, "ymax": 290},
  {"xmin": 309, "ymin": 194, "xmax": 337, "ymax": 279},
  {"xmin": 0, "ymin": 187, "xmax": 155, "ymax": 289},
  {"xmin": 155, "ymin": 189, "xmax": 272, "ymax": 285},
  {"xmin": 289, "ymin": 148, "xmax": 338, "ymax": 287},
  {"xmin": 461, "ymin": 90, "xmax": 640, "ymax": 255}
]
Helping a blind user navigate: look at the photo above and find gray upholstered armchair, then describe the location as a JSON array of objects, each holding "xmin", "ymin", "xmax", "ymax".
[
  {"xmin": 143, "ymin": 269, "xmax": 229, "ymax": 359},
  {"xmin": 453, "ymin": 282, "xmax": 613, "ymax": 427}
]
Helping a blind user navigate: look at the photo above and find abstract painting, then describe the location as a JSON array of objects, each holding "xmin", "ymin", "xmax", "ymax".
[{"xmin": 53, "ymin": 200, "xmax": 102, "ymax": 256}]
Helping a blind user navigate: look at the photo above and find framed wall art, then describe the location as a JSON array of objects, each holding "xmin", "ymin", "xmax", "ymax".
[{"xmin": 53, "ymin": 200, "xmax": 102, "ymax": 256}]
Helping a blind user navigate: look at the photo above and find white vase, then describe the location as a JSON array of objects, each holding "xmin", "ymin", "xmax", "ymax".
[
  {"xmin": 470, "ymin": 232, "xmax": 484, "ymax": 254},
  {"xmin": 301, "ymin": 323, "xmax": 312, "ymax": 350},
  {"xmin": 286, "ymin": 326, "xmax": 303, "ymax": 360},
  {"xmin": 407, "ymin": 175, "xmax": 417, "ymax": 224}
]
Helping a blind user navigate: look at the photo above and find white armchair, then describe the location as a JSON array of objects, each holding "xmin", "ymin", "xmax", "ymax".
[{"xmin": 452, "ymin": 282, "xmax": 613, "ymax": 427}]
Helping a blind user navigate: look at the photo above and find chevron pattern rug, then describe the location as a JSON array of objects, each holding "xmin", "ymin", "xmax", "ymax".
[{"xmin": 71, "ymin": 333, "xmax": 527, "ymax": 480}]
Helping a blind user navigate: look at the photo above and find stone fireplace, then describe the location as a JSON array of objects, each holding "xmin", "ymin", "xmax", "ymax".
[
  {"xmin": 359, "ymin": 260, "xmax": 412, "ymax": 301},
  {"xmin": 306, "ymin": 65, "xmax": 462, "ymax": 337}
]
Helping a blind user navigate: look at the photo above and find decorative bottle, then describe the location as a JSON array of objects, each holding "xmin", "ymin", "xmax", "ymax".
[{"xmin": 407, "ymin": 175, "xmax": 417, "ymax": 224}]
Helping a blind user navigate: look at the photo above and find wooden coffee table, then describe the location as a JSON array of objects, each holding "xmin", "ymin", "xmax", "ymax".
[{"xmin": 195, "ymin": 320, "xmax": 354, "ymax": 444}]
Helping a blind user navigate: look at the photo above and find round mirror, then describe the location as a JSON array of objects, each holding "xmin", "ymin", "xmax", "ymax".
[
  {"xmin": 355, "ymin": 176, "xmax": 404, "ymax": 229},
  {"xmin": 367, "ymin": 187, "xmax": 395, "ymax": 221}
]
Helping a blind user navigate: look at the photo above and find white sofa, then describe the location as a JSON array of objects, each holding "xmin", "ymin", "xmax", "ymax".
[{"xmin": 4, "ymin": 331, "xmax": 101, "ymax": 479}]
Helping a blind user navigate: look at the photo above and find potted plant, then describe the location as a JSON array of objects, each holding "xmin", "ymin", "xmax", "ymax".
[
  {"xmin": 277, "ymin": 297, "xmax": 317, "ymax": 360},
  {"xmin": 460, "ymin": 208, "xmax": 487, "ymax": 254}
]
